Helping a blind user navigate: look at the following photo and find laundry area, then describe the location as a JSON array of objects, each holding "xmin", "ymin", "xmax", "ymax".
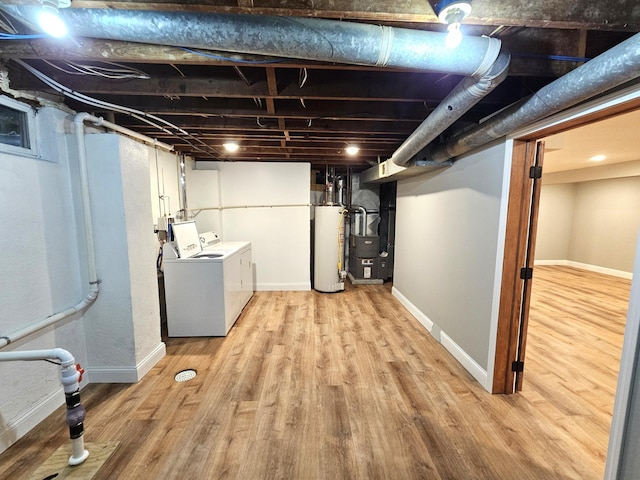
[
  {"xmin": 153, "ymin": 152, "xmax": 397, "ymax": 338},
  {"xmin": 162, "ymin": 221, "xmax": 252, "ymax": 337}
]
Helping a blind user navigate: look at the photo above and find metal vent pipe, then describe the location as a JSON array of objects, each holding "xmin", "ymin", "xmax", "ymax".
[
  {"xmin": 426, "ymin": 32, "xmax": 640, "ymax": 163},
  {"xmin": 391, "ymin": 50, "xmax": 510, "ymax": 166}
]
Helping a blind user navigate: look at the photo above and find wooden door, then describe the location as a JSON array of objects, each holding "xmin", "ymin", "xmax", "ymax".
[{"xmin": 492, "ymin": 140, "xmax": 545, "ymax": 394}]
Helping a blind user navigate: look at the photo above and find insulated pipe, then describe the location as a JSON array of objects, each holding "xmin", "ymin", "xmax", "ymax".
[
  {"xmin": 427, "ymin": 32, "xmax": 640, "ymax": 163},
  {"xmin": 391, "ymin": 50, "xmax": 510, "ymax": 166},
  {"xmin": 0, "ymin": 348, "xmax": 89, "ymax": 466}
]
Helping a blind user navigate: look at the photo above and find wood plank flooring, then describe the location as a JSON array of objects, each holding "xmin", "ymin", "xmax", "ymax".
[{"xmin": 0, "ymin": 266, "xmax": 629, "ymax": 479}]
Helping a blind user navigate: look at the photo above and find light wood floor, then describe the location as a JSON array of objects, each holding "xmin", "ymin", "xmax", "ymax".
[{"xmin": 0, "ymin": 266, "xmax": 629, "ymax": 479}]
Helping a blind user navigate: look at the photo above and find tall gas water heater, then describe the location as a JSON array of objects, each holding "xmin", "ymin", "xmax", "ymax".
[{"xmin": 314, "ymin": 205, "xmax": 346, "ymax": 292}]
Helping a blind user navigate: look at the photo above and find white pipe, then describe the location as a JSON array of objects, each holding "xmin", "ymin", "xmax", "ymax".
[
  {"xmin": 0, "ymin": 348, "xmax": 90, "ymax": 466},
  {"xmin": 0, "ymin": 113, "xmax": 171, "ymax": 350},
  {"xmin": 80, "ymin": 113, "xmax": 173, "ymax": 152}
]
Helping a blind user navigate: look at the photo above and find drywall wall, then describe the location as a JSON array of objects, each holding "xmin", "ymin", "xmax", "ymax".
[
  {"xmin": 0, "ymin": 105, "xmax": 89, "ymax": 452},
  {"xmin": 83, "ymin": 133, "xmax": 165, "ymax": 381},
  {"xmin": 195, "ymin": 161, "xmax": 311, "ymax": 290},
  {"xmin": 184, "ymin": 165, "xmax": 222, "ymax": 235},
  {"xmin": 535, "ymin": 183, "xmax": 576, "ymax": 261},
  {"xmin": 536, "ymin": 175, "xmax": 640, "ymax": 274},
  {"xmin": 570, "ymin": 177, "xmax": 640, "ymax": 273},
  {"xmin": 393, "ymin": 141, "xmax": 511, "ymax": 389}
]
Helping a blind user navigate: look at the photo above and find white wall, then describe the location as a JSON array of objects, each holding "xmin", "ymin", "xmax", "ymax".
[
  {"xmin": 185, "ymin": 164, "xmax": 222, "ymax": 235},
  {"xmin": 0, "ymin": 105, "xmax": 90, "ymax": 451},
  {"xmin": 0, "ymin": 102, "xmax": 166, "ymax": 453},
  {"xmin": 536, "ymin": 174, "xmax": 640, "ymax": 275},
  {"xmin": 194, "ymin": 162, "xmax": 311, "ymax": 291},
  {"xmin": 393, "ymin": 141, "xmax": 512, "ymax": 390},
  {"xmin": 83, "ymin": 134, "xmax": 165, "ymax": 381},
  {"xmin": 535, "ymin": 183, "xmax": 575, "ymax": 261}
]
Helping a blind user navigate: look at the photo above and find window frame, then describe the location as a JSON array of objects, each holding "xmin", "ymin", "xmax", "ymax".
[{"xmin": 0, "ymin": 95, "xmax": 38, "ymax": 158}]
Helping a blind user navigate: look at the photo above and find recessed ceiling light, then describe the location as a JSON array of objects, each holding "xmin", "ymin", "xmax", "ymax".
[
  {"xmin": 223, "ymin": 142, "xmax": 239, "ymax": 153},
  {"xmin": 589, "ymin": 154, "xmax": 606, "ymax": 162},
  {"xmin": 345, "ymin": 145, "xmax": 360, "ymax": 156}
]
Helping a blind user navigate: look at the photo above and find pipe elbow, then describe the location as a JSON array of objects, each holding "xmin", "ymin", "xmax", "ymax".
[{"xmin": 52, "ymin": 347, "xmax": 75, "ymax": 366}]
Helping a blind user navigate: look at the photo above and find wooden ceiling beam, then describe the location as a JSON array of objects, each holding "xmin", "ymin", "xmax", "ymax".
[
  {"xmin": 60, "ymin": 0, "xmax": 640, "ymax": 30},
  {"xmin": 9, "ymin": 72, "xmax": 459, "ymax": 103}
]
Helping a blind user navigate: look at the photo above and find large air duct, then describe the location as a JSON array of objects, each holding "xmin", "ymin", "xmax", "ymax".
[
  {"xmin": 1, "ymin": 6, "xmax": 509, "ymax": 174},
  {"xmin": 22, "ymin": 8, "xmax": 504, "ymax": 76}
]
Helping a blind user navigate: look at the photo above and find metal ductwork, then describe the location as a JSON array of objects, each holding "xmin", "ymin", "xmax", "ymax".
[
  {"xmin": 390, "ymin": 50, "xmax": 510, "ymax": 167},
  {"xmin": 2, "ymin": 7, "xmax": 509, "ymax": 175},
  {"xmin": 7, "ymin": 7, "xmax": 503, "ymax": 76},
  {"xmin": 362, "ymin": 31, "xmax": 640, "ymax": 182},
  {"xmin": 424, "ymin": 31, "xmax": 640, "ymax": 164}
]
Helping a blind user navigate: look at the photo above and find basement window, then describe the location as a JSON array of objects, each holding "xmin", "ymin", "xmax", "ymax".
[{"xmin": 0, "ymin": 96, "xmax": 36, "ymax": 156}]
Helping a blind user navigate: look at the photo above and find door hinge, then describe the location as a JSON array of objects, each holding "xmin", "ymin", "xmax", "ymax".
[
  {"xmin": 529, "ymin": 166, "xmax": 543, "ymax": 179},
  {"xmin": 520, "ymin": 267, "xmax": 533, "ymax": 280},
  {"xmin": 512, "ymin": 361, "xmax": 524, "ymax": 373}
]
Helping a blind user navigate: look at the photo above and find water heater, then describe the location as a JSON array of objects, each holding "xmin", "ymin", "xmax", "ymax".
[{"xmin": 314, "ymin": 205, "xmax": 346, "ymax": 292}]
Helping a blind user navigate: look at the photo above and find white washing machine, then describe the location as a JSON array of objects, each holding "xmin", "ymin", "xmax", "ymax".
[{"xmin": 163, "ymin": 222, "xmax": 253, "ymax": 337}]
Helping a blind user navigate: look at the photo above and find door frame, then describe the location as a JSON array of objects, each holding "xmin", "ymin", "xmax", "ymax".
[
  {"xmin": 490, "ymin": 84, "xmax": 640, "ymax": 476},
  {"xmin": 492, "ymin": 86, "xmax": 640, "ymax": 395},
  {"xmin": 491, "ymin": 139, "xmax": 541, "ymax": 394}
]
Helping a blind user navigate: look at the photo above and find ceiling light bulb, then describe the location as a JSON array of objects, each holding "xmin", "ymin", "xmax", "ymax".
[
  {"xmin": 38, "ymin": 7, "xmax": 68, "ymax": 37},
  {"xmin": 223, "ymin": 142, "xmax": 239, "ymax": 152},
  {"xmin": 345, "ymin": 145, "xmax": 360, "ymax": 156},
  {"xmin": 589, "ymin": 154, "xmax": 606, "ymax": 161},
  {"xmin": 435, "ymin": 1, "xmax": 472, "ymax": 25},
  {"xmin": 446, "ymin": 23, "xmax": 463, "ymax": 49}
]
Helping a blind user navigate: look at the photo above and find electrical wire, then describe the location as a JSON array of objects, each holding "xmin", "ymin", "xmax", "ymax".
[
  {"xmin": 0, "ymin": 11, "xmax": 19, "ymax": 34},
  {"xmin": 13, "ymin": 59, "xmax": 222, "ymax": 158},
  {"xmin": 512, "ymin": 53, "xmax": 592, "ymax": 62},
  {"xmin": 42, "ymin": 59, "xmax": 150, "ymax": 79},
  {"xmin": 0, "ymin": 32, "xmax": 47, "ymax": 40}
]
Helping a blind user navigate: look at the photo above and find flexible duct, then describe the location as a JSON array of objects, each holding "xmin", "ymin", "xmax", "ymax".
[
  {"xmin": 426, "ymin": 32, "xmax": 640, "ymax": 163},
  {"xmin": 1, "ymin": 6, "xmax": 511, "ymax": 175}
]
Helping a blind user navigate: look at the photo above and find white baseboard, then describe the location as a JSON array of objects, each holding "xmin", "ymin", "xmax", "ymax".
[
  {"xmin": 136, "ymin": 342, "xmax": 166, "ymax": 380},
  {"xmin": 440, "ymin": 332, "xmax": 488, "ymax": 388},
  {"xmin": 256, "ymin": 282, "xmax": 311, "ymax": 291},
  {"xmin": 392, "ymin": 286, "xmax": 434, "ymax": 332},
  {"xmin": 0, "ymin": 388, "xmax": 64, "ymax": 453},
  {"xmin": 87, "ymin": 342, "xmax": 166, "ymax": 383},
  {"xmin": 534, "ymin": 259, "xmax": 632, "ymax": 279},
  {"xmin": 392, "ymin": 287, "xmax": 488, "ymax": 390}
]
